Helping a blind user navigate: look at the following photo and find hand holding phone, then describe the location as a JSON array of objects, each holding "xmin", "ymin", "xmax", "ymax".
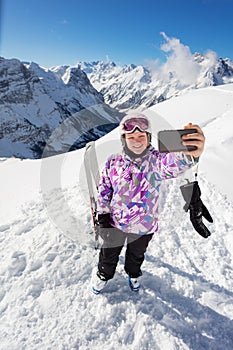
[{"xmin": 158, "ymin": 128, "xmax": 198, "ymax": 153}]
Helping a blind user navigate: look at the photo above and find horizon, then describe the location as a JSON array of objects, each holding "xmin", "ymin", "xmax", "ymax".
[{"xmin": 1, "ymin": 0, "xmax": 233, "ymax": 68}]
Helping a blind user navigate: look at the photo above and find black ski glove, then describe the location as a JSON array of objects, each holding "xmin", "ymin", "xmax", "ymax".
[
  {"xmin": 98, "ymin": 214, "xmax": 124, "ymax": 249},
  {"xmin": 180, "ymin": 181, "xmax": 213, "ymax": 238},
  {"xmin": 97, "ymin": 213, "xmax": 113, "ymax": 241},
  {"xmin": 98, "ymin": 213, "xmax": 112, "ymax": 228}
]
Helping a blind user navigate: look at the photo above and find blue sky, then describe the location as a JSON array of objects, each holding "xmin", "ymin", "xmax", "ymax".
[{"xmin": 1, "ymin": 0, "xmax": 233, "ymax": 68}]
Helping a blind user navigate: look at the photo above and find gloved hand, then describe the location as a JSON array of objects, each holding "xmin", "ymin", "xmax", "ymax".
[
  {"xmin": 180, "ymin": 181, "xmax": 213, "ymax": 238},
  {"xmin": 98, "ymin": 213, "xmax": 112, "ymax": 228},
  {"xmin": 97, "ymin": 213, "xmax": 113, "ymax": 241},
  {"xmin": 98, "ymin": 214, "xmax": 124, "ymax": 249}
]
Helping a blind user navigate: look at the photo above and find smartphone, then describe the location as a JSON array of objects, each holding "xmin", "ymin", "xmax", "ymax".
[{"xmin": 157, "ymin": 128, "xmax": 197, "ymax": 153}]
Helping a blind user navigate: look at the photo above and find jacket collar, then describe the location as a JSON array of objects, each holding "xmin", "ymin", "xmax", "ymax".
[{"xmin": 123, "ymin": 144, "xmax": 153, "ymax": 163}]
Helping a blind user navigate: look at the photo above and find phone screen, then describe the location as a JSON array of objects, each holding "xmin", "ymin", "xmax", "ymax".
[{"xmin": 158, "ymin": 129, "xmax": 197, "ymax": 153}]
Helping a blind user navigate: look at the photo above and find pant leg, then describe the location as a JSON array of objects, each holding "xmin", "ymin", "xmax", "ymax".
[
  {"xmin": 124, "ymin": 233, "xmax": 153, "ymax": 278},
  {"xmin": 98, "ymin": 228, "xmax": 126, "ymax": 281}
]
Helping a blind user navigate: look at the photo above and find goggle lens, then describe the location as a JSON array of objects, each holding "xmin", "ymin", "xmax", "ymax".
[{"xmin": 123, "ymin": 118, "xmax": 149, "ymax": 133}]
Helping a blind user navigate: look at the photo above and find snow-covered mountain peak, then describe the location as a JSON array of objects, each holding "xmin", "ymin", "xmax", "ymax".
[
  {"xmin": 77, "ymin": 60, "xmax": 117, "ymax": 73},
  {"xmin": 0, "ymin": 57, "xmax": 122, "ymax": 159}
]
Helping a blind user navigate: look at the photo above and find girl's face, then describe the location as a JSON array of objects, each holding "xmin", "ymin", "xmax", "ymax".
[{"xmin": 125, "ymin": 131, "xmax": 148, "ymax": 154}]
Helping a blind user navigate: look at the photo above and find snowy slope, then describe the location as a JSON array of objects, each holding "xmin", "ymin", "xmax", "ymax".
[{"xmin": 0, "ymin": 85, "xmax": 233, "ymax": 350}]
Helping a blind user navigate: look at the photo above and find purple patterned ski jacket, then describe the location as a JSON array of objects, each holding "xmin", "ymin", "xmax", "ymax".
[{"xmin": 97, "ymin": 145, "xmax": 196, "ymax": 235}]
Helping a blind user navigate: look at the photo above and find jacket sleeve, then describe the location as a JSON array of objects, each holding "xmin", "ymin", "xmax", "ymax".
[
  {"xmin": 97, "ymin": 158, "xmax": 113, "ymax": 214},
  {"xmin": 155, "ymin": 151, "xmax": 198, "ymax": 180}
]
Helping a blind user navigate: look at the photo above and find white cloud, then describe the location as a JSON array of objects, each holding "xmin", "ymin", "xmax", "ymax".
[
  {"xmin": 151, "ymin": 32, "xmax": 201, "ymax": 85},
  {"xmin": 202, "ymin": 50, "xmax": 218, "ymax": 68},
  {"xmin": 147, "ymin": 32, "xmax": 220, "ymax": 86}
]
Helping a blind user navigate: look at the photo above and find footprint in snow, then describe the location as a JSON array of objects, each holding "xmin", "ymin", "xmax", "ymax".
[
  {"xmin": 14, "ymin": 223, "xmax": 34, "ymax": 236},
  {"xmin": 8, "ymin": 251, "xmax": 27, "ymax": 277},
  {"xmin": 26, "ymin": 279, "xmax": 44, "ymax": 298}
]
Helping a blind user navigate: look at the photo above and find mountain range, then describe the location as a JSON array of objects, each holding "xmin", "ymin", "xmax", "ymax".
[
  {"xmin": 0, "ymin": 57, "xmax": 122, "ymax": 159},
  {"xmin": 79, "ymin": 54, "xmax": 233, "ymax": 110},
  {"xmin": 1, "ymin": 54, "xmax": 233, "ymax": 158}
]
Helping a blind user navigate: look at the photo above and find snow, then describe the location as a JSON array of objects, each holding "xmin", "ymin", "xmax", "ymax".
[{"xmin": 0, "ymin": 85, "xmax": 233, "ymax": 349}]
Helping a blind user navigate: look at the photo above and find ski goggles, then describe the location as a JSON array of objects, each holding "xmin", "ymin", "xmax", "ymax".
[{"xmin": 122, "ymin": 117, "xmax": 149, "ymax": 133}]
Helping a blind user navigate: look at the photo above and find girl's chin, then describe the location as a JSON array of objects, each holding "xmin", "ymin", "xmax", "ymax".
[{"xmin": 131, "ymin": 147, "xmax": 146, "ymax": 154}]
